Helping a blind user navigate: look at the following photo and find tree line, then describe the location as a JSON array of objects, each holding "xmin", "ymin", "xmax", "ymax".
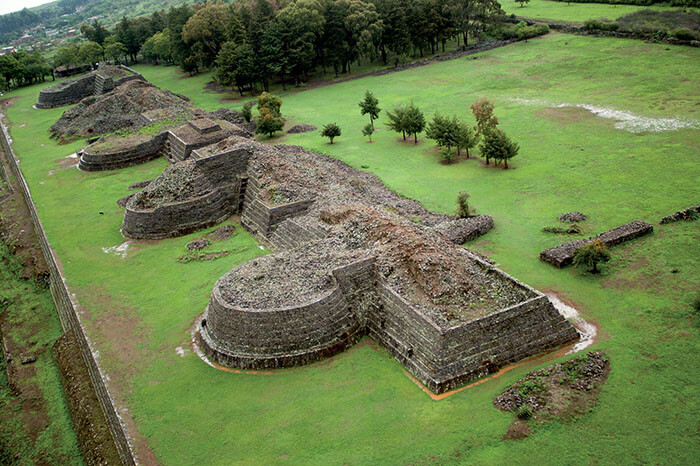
[{"xmin": 58, "ymin": 0, "xmax": 514, "ymax": 93}]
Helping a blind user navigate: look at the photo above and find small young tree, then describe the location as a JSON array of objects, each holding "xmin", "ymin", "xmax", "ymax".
[
  {"xmin": 255, "ymin": 92, "xmax": 284, "ymax": 138},
  {"xmin": 385, "ymin": 104, "xmax": 408, "ymax": 140},
  {"xmin": 426, "ymin": 113, "xmax": 458, "ymax": 161},
  {"xmin": 572, "ymin": 240, "xmax": 611, "ymax": 273},
  {"xmin": 256, "ymin": 108, "xmax": 284, "ymax": 137},
  {"xmin": 455, "ymin": 119, "xmax": 478, "ymax": 157},
  {"xmin": 241, "ymin": 101, "xmax": 254, "ymax": 122},
  {"xmin": 359, "ymin": 90, "xmax": 381, "ymax": 129},
  {"xmin": 362, "ymin": 123, "xmax": 375, "ymax": 142},
  {"xmin": 456, "ymin": 191, "xmax": 475, "ymax": 218},
  {"xmin": 479, "ymin": 129, "xmax": 519, "ymax": 167},
  {"xmin": 404, "ymin": 102, "xmax": 426, "ymax": 143},
  {"xmin": 470, "ymin": 97, "xmax": 499, "ymax": 139},
  {"xmin": 321, "ymin": 122, "xmax": 341, "ymax": 144}
]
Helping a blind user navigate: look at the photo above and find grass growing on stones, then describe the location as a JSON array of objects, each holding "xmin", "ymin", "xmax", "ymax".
[
  {"xmin": 501, "ymin": 0, "xmax": 697, "ymax": 23},
  {"xmin": 1, "ymin": 32, "xmax": 699, "ymax": 464}
]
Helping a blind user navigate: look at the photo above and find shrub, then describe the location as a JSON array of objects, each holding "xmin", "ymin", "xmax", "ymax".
[
  {"xmin": 456, "ymin": 191, "xmax": 475, "ymax": 218},
  {"xmin": 671, "ymin": 28, "xmax": 699, "ymax": 41},
  {"xmin": 517, "ymin": 404, "xmax": 533, "ymax": 420},
  {"xmin": 584, "ymin": 19, "xmax": 619, "ymax": 32},
  {"xmin": 572, "ymin": 240, "xmax": 611, "ymax": 273},
  {"xmin": 321, "ymin": 122, "xmax": 341, "ymax": 144},
  {"xmin": 241, "ymin": 101, "xmax": 254, "ymax": 122}
]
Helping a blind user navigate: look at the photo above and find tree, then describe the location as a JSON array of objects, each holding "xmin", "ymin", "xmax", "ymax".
[
  {"xmin": 81, "ymin": 21, "xmax": 109, "ymax": 46},
  {"xmin": 362, "ymin": 123, "xmax": 375, "ymax": 142},
  {"xmin": 321, "ymin": 122, "xmax": 342, "ymax": 144},
  {"xmin": 258, "ymin": 22, "xmax": 288, "ymax": 91},
  {"xmin": 480, "ymin": 128, "xmax": 519, "ymax": 168},
  {"xmin": 79, "ymin": 41, "xmax": 103, "ymax": 67},
  {"xmin": 103, "ymin": 40, "xmax": 127, "ymax": 65},
  {"xmin": 470, "ymin": 97, "xmax": 499, "ymax": 139},
  {"xmin": 255, "ymin": 92, "xmax": 284, "ymax": 138},
  {"xmin": 359, "ymin": 90, "xmax": 381, "ymax": 129},
  {"xmin": 456, "ymin": 191, "xmax": 475, "ymax": 218},
  {"xmin": 182, "ymin": 1, "xmax": 233, "ymax": 69},
  {"xmin": 426, "ymin": 112, "xmax": 459, "ymax": 160},
  {"xmin": 403, "ymin": 102, "xmax": 426, "ymax": 143},
  {"xmin": 572, "ymin": 240, "xmax": 611, "ymax": 273},
  {"xmin": 241, "ymin": 101, "xmax": 255, "ymax": 122},
  {"xmin": 385, "ymin": 104, "xmax": 408, "ymax": 140},
  {"xmin": 54, "ymin": 44, "xmax": 79, "ymax": 69},
  {"xmin": 454, "ymin": 120, "xmax": 477, "ymax": 157},
  {"xmin": 516, "ymin": 0, "xmax": 531, "ymax": 7}
]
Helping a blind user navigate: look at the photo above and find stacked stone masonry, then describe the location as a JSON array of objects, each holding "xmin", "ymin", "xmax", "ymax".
[
  {"xmin": 540, "ymin": 220, "xmax": 654, "ymax": 267},
  {"xmin": 36, "ymin": 65, "xmax": 144, "ymax": 109},
  {"xmin": 140, "ymin": 137, "xmax": 583, "ymax": 394},
  {"xmin": 660, "ymin": 204, "xmax": 700, "ymax": 224}
]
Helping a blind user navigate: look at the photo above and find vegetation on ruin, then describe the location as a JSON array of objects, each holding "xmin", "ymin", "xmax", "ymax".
[{"xmin": 1, "ymin": 32, "xmax": 698, "ymax": 464}]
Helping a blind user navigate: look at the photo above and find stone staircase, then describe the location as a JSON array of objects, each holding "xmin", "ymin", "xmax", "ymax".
[{"xmin": 93, "ymin": 74, "xmax": 106, "ymax": 95}]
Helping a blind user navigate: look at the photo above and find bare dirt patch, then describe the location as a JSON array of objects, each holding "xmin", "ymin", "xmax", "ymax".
[{"xmin": 535, "ymin": 106, "xmax": 607, "ymax": 125}]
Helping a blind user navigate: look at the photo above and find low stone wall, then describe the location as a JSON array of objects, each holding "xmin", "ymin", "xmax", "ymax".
[
  {"xmin": 660, "ymin": 204, "xmax": 700, "ymax": 224},
  {"xmin": 0, "ymin": 121, "xmax": 136, "ymax": 464},
  {"xmin": 540, "ymin": 220, "xmax": 654, "ymax": 267},
  {"xmin": 78, "ymin": 132, "xmax": 167, "ymax": 171},
  {"xmin": 36, "ymin": 74, "xmax": 96, "ymax": 109}
]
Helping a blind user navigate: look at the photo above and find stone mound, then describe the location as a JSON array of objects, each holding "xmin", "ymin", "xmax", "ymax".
[
  {"xmin": 50, "ymin": 80, "xmax": 189, "ymax": 141},
  {"xmin": 494, "ymin": 351, "xmax": 609, "ymax": 417},
  {"xmin": 186, "ymin": 239, "xmax": 211, "ymax": 251},
  {"xmin": 205, "ymin": 224, "xmax": 236, "ymax": 242},
  {"xmin": 287, "ymin": 124, "xmax": 317, "ymax": 134},
  {"xmin": 116, "ymin": 195, "xmax": 134, "ymax": 208},
  {"xmin": 559, "ymin": 211, "xmax": 587, "ymax": 222},
  {"xmin": 127, "ymin": 162, "xmax": 202, "ymax": 210}
]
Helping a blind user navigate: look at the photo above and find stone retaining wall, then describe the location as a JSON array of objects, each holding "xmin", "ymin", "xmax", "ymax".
[
  {"xmin": 36, "ymin": 74, "xmax": 97, "ymax": 109},
  {"xmin": 121, "ymin": 147, "xmax": 252, "ymax": 239},
  {"xmin": 79, "ymin": 132, "xmax": 167, "ymax": 171},
  {"xmin": 540, "ymin": 220, "xmax": 654, "ymax": 267},
  {"xmin": 0, "ymin": 121, "xmax": 136, "ymax": 464},
  {"xmin": 199, "ymin": 277, "xmax": 364, "ymax": 369}
]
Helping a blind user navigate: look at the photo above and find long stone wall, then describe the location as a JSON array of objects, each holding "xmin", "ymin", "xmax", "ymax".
[
  {"xmin": 0, "ymin": 121, "xmax": 137, "ymax": 464},
  {"xmin": 540, "ymin": 220, "xmax": 654, "ymax": 267}
]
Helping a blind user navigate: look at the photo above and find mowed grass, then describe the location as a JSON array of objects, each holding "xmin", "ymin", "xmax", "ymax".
[
  {"xmin": 1, "ymin": 32, "xmax": 699, "ymax": 464},
  {"xmin": 501, "ymin": 0, "xmax": 697, "ymax": 23}
]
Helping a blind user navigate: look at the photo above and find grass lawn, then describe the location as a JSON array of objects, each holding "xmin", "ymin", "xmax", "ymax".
[
  {"xmin": 501, "ymin": 0, "xmax": 697, "ymax": 23},
  {"xmin": 2, "ymin": 32, "xmax": 699, "ymax": 464}
]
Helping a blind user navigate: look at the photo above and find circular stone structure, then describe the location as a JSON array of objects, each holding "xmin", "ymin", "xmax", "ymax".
[{"xmin": 197, "ymin": 257, "xmax": 365, "ymax": 369}]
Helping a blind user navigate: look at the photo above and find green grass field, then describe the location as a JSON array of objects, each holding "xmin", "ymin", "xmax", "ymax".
[
  {"xmin": 2, "ymin": 32, "xmax": 699, "ymax": 464},
  {"xmin": 501, "ymin": 0, "xmax": 697, "ymax": 23}
]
